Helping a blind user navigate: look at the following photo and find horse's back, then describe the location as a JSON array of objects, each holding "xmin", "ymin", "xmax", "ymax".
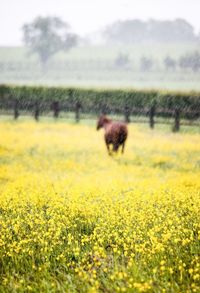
[
  {"xmin": 105, "ymin": 121, "xmax": 128, "ymax": 143},
  {"xmin": 111, "ymin": 121, "xmax": 128, "ymax": 135}
]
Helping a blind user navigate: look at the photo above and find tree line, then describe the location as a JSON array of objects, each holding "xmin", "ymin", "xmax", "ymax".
[
  {"xmin": 103, "ymin": 19, "xmax": 198, "ymax": 44},
  {"xmin": 115, "ymin": 51, "xmax": 200, "ymax": 72}
]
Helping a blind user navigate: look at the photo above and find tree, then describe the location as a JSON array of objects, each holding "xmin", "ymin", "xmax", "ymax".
[
  {"xmin": 147, "ymin": 19, "xmax": 196, "ymax": 43},
  {"xmin": 22, "ymin": 16, "xmax": 78, "ymax": 67},
  {"xmin": 104, "ymin": 20, "xmax": 147, "ymax": 44},
  {"xmin": 115, "ymin": 53, "xmax": 130, "ymax": 69},
  {"xmin": 179, "ymin": 51, "xmax": 200, "ymax": 72},
  {"xmin": 140, "ymin": 57, "xmax": 154, "ymax": 72},
  {"xmin": 164, "ymin": 56, "xmax": 176, "ymax": 71}
]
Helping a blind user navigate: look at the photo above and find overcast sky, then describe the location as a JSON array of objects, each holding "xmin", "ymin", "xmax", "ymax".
[{"xmin": 1, "ymin": 0, "xmax": 200, "ymax": 46}]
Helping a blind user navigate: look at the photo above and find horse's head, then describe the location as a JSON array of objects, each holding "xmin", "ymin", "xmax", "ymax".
[{"xmin": 96, "ymin": 115, "xmax": 111, "ymax": 130}]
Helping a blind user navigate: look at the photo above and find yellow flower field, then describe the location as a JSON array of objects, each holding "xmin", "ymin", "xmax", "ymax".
[{"xmin": 0, "ymin": 119, "xmax": 199, "ymax": 292}]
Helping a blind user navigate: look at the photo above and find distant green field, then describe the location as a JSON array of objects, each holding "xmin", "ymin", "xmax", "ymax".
[
  {"xmin": 0, "ymin": 44, "xmax": 200, "ymax": 91},
  {"xmin": 1, "ymin": 43, "xmax": 199, "ymax": 62}
]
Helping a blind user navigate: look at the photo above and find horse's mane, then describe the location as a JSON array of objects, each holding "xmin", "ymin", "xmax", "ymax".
[{"xmin": 101, "ymin": 115, "xmax": 112, "ymax": 124}]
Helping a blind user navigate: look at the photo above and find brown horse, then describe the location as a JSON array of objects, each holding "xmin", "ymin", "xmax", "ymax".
[{"xmin": 97, "ymin": 115, "xmax": 128, "ymax": 155}]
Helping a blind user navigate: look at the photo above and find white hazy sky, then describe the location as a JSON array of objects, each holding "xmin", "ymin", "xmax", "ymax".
[{"xmin": 1, "ymin": 0, "xmax": 200, "ymax": 46}]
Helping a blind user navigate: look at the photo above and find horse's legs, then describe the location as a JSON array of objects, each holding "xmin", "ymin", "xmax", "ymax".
[
  {"xmin": 106, "ymin": 143, "xmax": 111, "ymax": 155},
  {"xmin": 121, "ymin": 142, "xmax": 125, "ymax": 154},
  {"xmin": 113, "ymin": 143, "xmax": 119, "ymax": 153}
]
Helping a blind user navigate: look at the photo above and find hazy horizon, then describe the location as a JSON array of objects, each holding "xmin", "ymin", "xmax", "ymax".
[{"xmin": 1, "ymin": 0, "xmax": 200, "ymax": 46}]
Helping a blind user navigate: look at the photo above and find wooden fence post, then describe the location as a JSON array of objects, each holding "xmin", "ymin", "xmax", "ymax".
[
  {"xmin": 34, "ymin": 102, "xmax": 39, "ymax": 121},
  {"xmin": 52, "ymin": 101, "xmax": 59, "ymax": 118},
  {"xmin": 124, "ymin": 104, "xmax": 130, "ymax": 123},
  {"xmin": 14, "ymin": 99, "xmax": 19, "ymax": 120},
  {"xmin": 173, "ymin": 109, "xmax": 180, "ymax": 132},
  {"xmin": 149, "ymin": 105, "xmax": 155, "ymax": 129},
  {"xmin": 75, "ymin": 101, "xmax": 81, "ymax": 122}
]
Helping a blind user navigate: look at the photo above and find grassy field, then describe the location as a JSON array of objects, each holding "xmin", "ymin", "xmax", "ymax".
[
  {"xmin": 0, "ymin": 44, "xmax": 200, "ymax": 90},
  {"xmin": 1, "ymin": 44, "xmax": 199, "ymax": 62},
  {"xmin": 0, "ymin": 118, "xmax": 199, "ymax": 292}
]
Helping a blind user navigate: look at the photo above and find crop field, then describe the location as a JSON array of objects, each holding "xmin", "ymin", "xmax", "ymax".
[
  {"xmin": 1, "ymin": 44, "xmax": 200, "ymax": 90},
  {"xmin": 0, "ymin": 118, "xmax": 200, "ymax": 292}
]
